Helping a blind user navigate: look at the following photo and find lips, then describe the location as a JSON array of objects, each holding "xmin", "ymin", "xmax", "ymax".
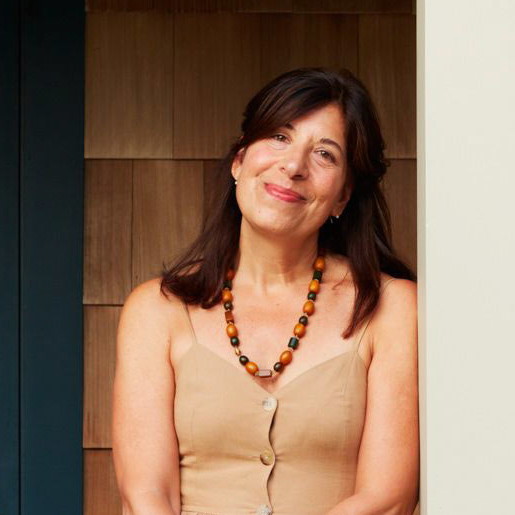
[{"xmin": 264, "ymin": 183, "xmax": 305, "ymax": 202}]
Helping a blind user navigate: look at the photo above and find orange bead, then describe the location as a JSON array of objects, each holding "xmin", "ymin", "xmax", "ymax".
[
  {"xmin": 313, "ymin": 256, "xmax": 325, "ymax": 271},
  {"xmin": 245, "ymin": 361, "xmax": 258, "ymax": 375},
  {"xmin": 280, "ymin": 350, "xmax": 293, "ymax": 365},
  {"xmin": 293, "ymin": 323, "xmax": 306, "ymax": 337},
  {"xmin": 226, "ymin": 269, "xmax": 236, "ymax": 280},
  {"xmin": 226, "ymin": 323, "xmax": 238, "ymax": 338},
  {"xmin": 222, "ymin": 289, "xmax": 233, "ymax": 302},
  {"xmin": 308, "ymin": 279, "xmax": 320, "ymax": 293},
  {"xmin": 225, "ymin": 311, "xmax": 234, "ymax": 323},
  {"xmin": 303, "ymin": 300, "xmax": 315, "ymax": 316}
]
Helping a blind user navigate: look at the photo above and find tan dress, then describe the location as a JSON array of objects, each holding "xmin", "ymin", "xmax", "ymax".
[{"xmin": 174, "ymin": 279, "xmax": 417, "ymax": 515}]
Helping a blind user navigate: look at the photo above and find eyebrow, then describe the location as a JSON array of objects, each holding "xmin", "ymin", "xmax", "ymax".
[{"xmin": 284, "ymin": 122, "xmax": 344, "ymax": 156}]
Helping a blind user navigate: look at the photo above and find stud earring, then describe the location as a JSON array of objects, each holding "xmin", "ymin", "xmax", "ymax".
[{"xmin": 234, "ymin": 179, "xmax": 238, "ymax": 185}]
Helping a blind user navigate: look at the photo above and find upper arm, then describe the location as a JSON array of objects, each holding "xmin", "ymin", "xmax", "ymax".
[
  {"xmin": 354, "ymin": 278, "xmax": 419, "ymax": 513},
  {"xmin": 112, "ymin": 278, "xmax": 181, "ymax": 512}
]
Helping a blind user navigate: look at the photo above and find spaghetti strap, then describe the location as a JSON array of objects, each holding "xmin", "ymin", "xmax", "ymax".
[
  {"xmin": 355, "ymin": 277, "xmax": 396, "ymax": 353},
  {"xmin": 180, "ymin": 301, "xmax": 199, "ymax": 347}
]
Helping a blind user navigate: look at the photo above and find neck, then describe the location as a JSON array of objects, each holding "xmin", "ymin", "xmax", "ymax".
[{"xmin": 233, "ymin": 220, "xmax": 321, "ymax": 295}]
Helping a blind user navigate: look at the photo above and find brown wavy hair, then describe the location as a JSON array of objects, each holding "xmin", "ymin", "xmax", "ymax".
[{"xmin": 160, "ymin": 67, "xmax": 415, "ymax": 338}]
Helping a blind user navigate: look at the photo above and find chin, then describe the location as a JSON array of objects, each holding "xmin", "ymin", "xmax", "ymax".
[{"xmin": 244, "ymin": 213, "xmax": 298, "ymax": 237}]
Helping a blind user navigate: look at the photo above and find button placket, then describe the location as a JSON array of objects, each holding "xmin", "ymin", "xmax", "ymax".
[{"xmin": 254, "ymin": 394, "xmax": 278, "ymax": 514}]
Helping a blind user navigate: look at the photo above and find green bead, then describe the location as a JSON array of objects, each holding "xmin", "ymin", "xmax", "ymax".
[
  {"xmin": 313, "ymin": 270, "xmax": 322, "ymax": 281},
  {"xmin": 299, "ymin": 315, "xmax": 308, "ymax": 325},
  {"xmin": 307, "ymin": 292, "xmax": 317, "ymax": 301},
  {"xmin": 224, "ymin": 301, "xmax": 233, "ymax": 310},
  {"xmin": 230, "ymin": 337, "xmax": 239, "ymax": 346},
  {"xmin": 273, "ymin": 362, "xmax": 283, "ymax": 372},
  {"xmin": 288, "ymin": 337, "xmax": 299, "ymax": 349},
  {"xmin": 223, "ymin": 279, "xmax": 232, "ymax": 289},
  {"xmin": 239, "ymin": 355, "xmax": 249, "ymax": 365}
]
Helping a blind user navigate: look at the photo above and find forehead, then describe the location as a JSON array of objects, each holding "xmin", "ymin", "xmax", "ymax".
[
  {"xmin": 281, "ymin": 103, "xmax": 346, "ymax": 154},
  {"xmin": 284, "ymin": 103, "xmax": 344, "ymax": 139}
]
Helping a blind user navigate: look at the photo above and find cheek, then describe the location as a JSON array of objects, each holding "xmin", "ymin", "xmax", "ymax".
[
  {"xmin": 314, "ymin": 174, "xmax": 344, "ymax": 202},
  {"xmin": 241, "ymin": 144, "xmax": 276, "ymax": 174}
]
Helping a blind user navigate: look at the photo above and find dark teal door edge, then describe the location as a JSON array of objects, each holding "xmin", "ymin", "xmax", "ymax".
[
  {"xmin": 0, "ymin": 2, "xmax": 21, "ymax": 514},
  {"xmin": 1, "ymin": 1, "xmax": 85, "ymax": 514}
]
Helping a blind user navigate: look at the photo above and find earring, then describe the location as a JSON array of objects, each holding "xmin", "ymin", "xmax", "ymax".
[{"xmin": 234, "ymin": 179, "xmax": 238, "ymax": 185}]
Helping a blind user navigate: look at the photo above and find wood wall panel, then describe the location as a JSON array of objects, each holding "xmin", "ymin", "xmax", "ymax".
[
  {"xmin": 203, "ymin": 159, "xmax": 225, "ymax": 226},
  {"xmin": 358, "ymin": 14, "xmax": 416, "ymax": 159},
  {"xmin": 84, "ymin": 450, "xmax": 122, "ymax": 515},
  {"xmin": 84, "ymin": 160, "xmax": 132, "ymax": 305},
  {"xmin": 86, "ymin": 0, "xmax": 283, "ymax": 12},
  {"xmin": 85, "ymin": 12, "xmax": 174, "ymax": 158},
  {"xmin": 172, "ymin": 0, "xmax": 238, "ymax": 11},
  {"xmin": 84, "ymin": 306, "xmax": 120, "ymax": 448},
  {"xmin": 86, "ymin": 0, "xmax": 156, "ymax": 10},
  {"xmin": 86, "ymin": 0, "xmax": 413, "ymax": 13},
  {"xmin": 173, "ymin": 13, "xmax": 261, "ymax": 158},
  {"xmin": 294, "ymin": 0, "xmax": 412, "ymax": 13},
  {"xmin": 382, "ymin": 159, "xmax": 417, "ymax": 273},
  {"xmin": 259, "ymin": 13, "xmax": 358, "ymax": 85},
  {"xmin": 132, "ymin": 160, "xmax": 204, "ymax": 286},
  {"xmin": 238, "ymin": 0, "xmax": 293, "ymax": 12}
]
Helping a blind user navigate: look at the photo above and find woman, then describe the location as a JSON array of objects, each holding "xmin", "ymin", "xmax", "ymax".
[{"xmin": 112, "ymin": 67, "xmax": 419, "ymax": 515}]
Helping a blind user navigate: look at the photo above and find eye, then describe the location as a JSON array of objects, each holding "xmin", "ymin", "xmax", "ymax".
[
  {"xmin": 270, "ymin": 134, "xmax": 337, "ymax": 164},
  {"xmin": 318, "ymin": 149, "xmax": 336, "ymax": 163}
]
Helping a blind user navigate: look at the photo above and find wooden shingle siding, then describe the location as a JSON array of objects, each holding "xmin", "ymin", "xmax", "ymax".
[
  {"xmin": 358, "ymin": 14, "xmax": 416, "ymax": 158},
  {"xmin": 85, "ymin": 12, "xmax": 174, "ymax": 158},
  {"xmin": 83, "ymin": 305, "xmax": 121, "ymax": 448},
  {"xmin": 132, "ymin": 160, "xmax": 204, "ymax": 284},
  {"xmin": 382, "ymin": 159, "xmax": 417, "ymax": 272},
  {"xmin": 84, "ymin": 160, "xmax": 132, "ymax": 305}
]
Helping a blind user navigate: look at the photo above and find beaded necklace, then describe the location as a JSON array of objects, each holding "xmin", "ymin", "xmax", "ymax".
[{"xmin": 221, "ymin": 249, "xmax": 326, "ymax": 379}]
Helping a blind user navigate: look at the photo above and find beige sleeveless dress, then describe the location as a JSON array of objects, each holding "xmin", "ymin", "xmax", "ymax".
[{"xmin": 174, "ymin": 279, "xmax": 419, "ymax": 515}]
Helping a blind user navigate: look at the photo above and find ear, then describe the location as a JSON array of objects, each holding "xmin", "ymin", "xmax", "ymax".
[
  {"xmin": 231, "ymin": 147, "xmax": 246, "ymax": 181},
  {"xmin": 332, "ymin": 180, "xmax": 353, "ymax": 217}
]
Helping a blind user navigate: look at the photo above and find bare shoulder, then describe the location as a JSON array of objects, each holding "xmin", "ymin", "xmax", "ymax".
[
  {"xmin": 379, "ymin": 274, "xmax": 417, "ymax": 307},
  {"xmin": 118, "ymin": 277, "xmax": 186, "ymax": 354},
  {"xmin": 371, "ymin": 274, "xmax": 418, "ymax": 356},
  {"xmin": 123, "ymin": 277, "xmax": 183, "ymax": 320},
  {"xmin": 124, "ymin": 276, "xmax": 176, "ymax": 309}
]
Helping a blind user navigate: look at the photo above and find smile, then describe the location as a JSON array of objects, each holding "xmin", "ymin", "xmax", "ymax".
[{"xmin": 264, "ymin": 183, "xmax": 305, "ymax": 203}]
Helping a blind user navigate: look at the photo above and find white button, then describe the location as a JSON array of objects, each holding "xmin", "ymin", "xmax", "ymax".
[
  {"xmin": 256, "ymin": 504, "xmax": 272, "ymax": 515},
  {"xmin": 262, "ymin": 396, "xmax": 277, "ymax": 411}
]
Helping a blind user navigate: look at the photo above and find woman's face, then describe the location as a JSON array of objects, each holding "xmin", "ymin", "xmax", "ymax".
[{"xmin": 231, "ymin": 102, "xmax": 352, "ymax": 239}]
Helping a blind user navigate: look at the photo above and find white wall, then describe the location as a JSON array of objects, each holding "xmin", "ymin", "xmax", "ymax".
[{"xmin": 418, "ymin": 1, "xmax": 515, "ymax": 513}]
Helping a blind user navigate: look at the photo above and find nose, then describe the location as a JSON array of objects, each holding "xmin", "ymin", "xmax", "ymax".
[{"xmin": 280, "ymin": 146, "xmax": 309, "ymax": 179}]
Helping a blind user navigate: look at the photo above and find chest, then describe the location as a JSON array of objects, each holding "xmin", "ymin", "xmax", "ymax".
[{"xmin": 171, "ymin": 282, "xmax": 373, "ymax": 395}]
